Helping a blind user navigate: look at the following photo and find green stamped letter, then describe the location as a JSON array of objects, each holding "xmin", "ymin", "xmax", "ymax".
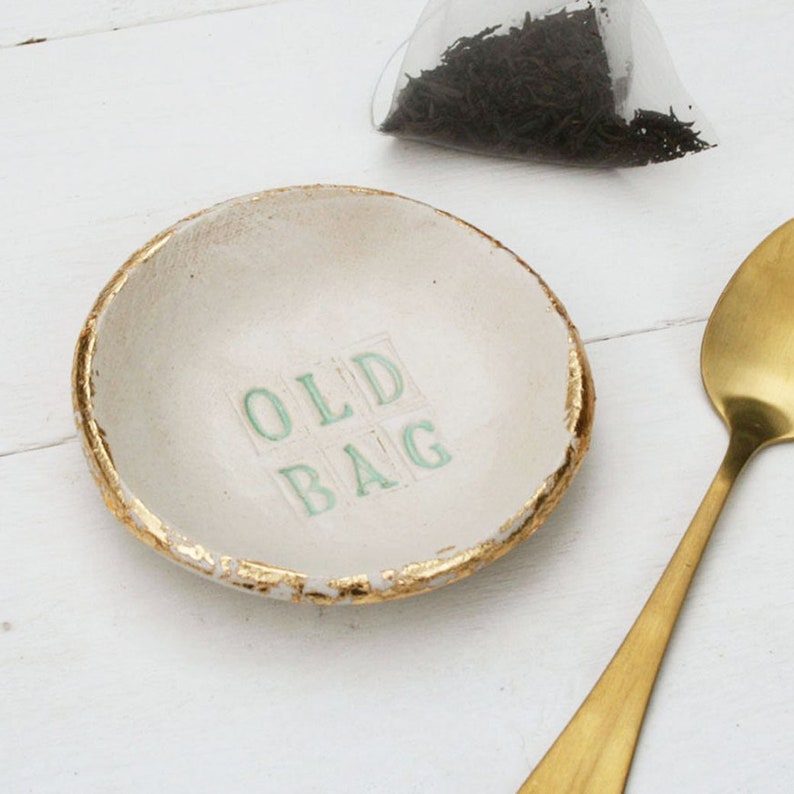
[
  {"xmin": 278, "ymin": 464, "xmax": 336, "ymax": 517},
  {"xmin": 296, "ymin": 373, "xmax": 353, "ymax": 426},
  {"xmin": 343, "ymin": 443, "xmax": 398, "ymax": 496},
  {"xmin": 351, "ymin": 352, "xmax": 404, "ymax": 406},
  {"xmin": 403, "ymin": 420, "xmax": 452, "ymax": 470},
  {"xmin": 244, "ymin": 388, "xmax": 292, "ymax": 442}
]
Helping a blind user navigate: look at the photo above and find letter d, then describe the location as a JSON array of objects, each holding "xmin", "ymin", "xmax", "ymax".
[{"xmin": 352, "ymin": 352, "xmax": 404, "ymax": 405}]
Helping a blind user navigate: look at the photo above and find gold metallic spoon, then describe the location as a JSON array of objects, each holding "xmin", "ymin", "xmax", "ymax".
[{"xmin": 519, "ymin": 218, "xmax": 794, "ymax": 793}]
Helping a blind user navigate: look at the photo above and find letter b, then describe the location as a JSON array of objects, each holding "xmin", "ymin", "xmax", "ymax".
[{"xmin": 278, "ymin": 464, "xmax": 336, "ymax": 517}]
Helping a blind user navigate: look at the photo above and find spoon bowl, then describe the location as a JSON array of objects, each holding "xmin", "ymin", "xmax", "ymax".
[
  {"xmin": 702, "ymin": 218, "xmax": 794, "ymax": 443},
  {"xmin": 519, "ymin": 218, "xmax": 794, "ymax": 793}
]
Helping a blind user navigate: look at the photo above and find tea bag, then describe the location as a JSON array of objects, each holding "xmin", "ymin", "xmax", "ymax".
[{"xmin": 377, "ymin": 0, "xmax": 714, "ymax": 166}]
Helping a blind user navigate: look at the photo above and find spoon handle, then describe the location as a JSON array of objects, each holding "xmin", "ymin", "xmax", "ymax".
[{"xmin": 517, "ymin": 429, "xmax": 760, "ymax": 794}]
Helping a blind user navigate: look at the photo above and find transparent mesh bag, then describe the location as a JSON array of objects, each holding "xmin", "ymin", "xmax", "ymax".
[{"xmin": 375, "ymin": 0, "xmax": 715, "ymax": 166}]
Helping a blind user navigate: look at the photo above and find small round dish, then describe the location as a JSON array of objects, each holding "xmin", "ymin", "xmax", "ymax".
[{"xmin": 73, "ymin": 185, "xmax": 594, "ymax": 604}]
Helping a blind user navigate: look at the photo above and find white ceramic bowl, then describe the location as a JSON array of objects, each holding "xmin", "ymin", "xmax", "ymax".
[{"xmin": 73, "ymin": 185, "xmax": 594, "ymax": 603}]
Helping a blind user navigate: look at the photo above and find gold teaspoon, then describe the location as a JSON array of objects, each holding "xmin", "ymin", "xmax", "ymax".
[{"xmin": 519, "ymin": 219, "xmax": 794, "ymax": 793}]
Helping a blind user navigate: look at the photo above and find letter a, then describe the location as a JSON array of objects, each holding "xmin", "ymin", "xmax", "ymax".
[{"xmin": 343, "ymin": 444, "xmax": 398, "ymax": 496}]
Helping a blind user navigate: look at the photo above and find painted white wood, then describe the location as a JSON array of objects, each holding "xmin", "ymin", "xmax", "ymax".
[
  {"xmin": 1, "ymin": 323, "xmax": 792, "ymax": 793},
  {"xmin": 0, "ymin": 0, "xmax": 286, "ymax": 47},
  {"xmin": 2, "ymin": 0, "xmax": 793, "ymax": 791},
  {"xmin": 1, "ymin": 0, "xmax": 793, "ymax": 457}
]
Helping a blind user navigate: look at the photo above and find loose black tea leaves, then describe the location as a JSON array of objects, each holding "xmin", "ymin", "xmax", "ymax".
[{"xmin": 380, "ymin": 2, "xmax": 714, "ymax": 166}]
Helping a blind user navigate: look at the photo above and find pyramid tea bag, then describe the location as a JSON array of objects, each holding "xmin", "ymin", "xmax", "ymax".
[{"xmin": 378, "ymin": 0, "xmax": 714, "ymax": 166}]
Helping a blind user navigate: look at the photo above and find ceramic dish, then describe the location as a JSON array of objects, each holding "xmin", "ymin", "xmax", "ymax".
[{"xmin": 73, "ymin": 185, "xmax": 594, "ymax": 604}]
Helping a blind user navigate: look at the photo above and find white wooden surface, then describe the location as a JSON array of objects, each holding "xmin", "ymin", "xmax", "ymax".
[{"xmin": 1, "ymin": 1, "xmax": 793, "ymax": 791}]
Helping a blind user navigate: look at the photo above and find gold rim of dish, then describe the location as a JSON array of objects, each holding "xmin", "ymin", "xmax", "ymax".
[{"xmin": 72, "ymin": 184, "xmax": 595, "ymax": 605}]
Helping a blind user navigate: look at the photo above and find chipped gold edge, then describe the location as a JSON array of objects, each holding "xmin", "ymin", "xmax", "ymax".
[{"xmin": 71, "ymin": 184, "xmax": 595, "ymax": 606}]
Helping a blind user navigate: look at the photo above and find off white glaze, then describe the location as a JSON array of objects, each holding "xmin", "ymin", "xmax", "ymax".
[{"xmin": 90, "ymin": 186, "xmax": 579, "ymax": 580}]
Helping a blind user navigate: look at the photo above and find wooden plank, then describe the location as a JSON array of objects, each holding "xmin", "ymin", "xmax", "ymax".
[
  {"xmin": 0, "ymin": 0, "xmax": 425, "ymax": 455},
  {"xmin": 0, "ymin": 0, "xmax": 285, "ymax": 47},
  {"xmin": 3, "ymin": 2, "xmax": 794, "ymax": 792},
  {"xmin": 2, "ymin": 322, "xmax": 792, "ymax": 793},
  {"xmin": 1, "ymin": 0, "xmax": 793, "ymax": 461}
]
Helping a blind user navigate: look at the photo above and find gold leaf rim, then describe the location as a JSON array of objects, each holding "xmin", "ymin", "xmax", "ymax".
[{"xmin": 72, "ymin": 184, "xmax": 595, "ymax": 605}]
